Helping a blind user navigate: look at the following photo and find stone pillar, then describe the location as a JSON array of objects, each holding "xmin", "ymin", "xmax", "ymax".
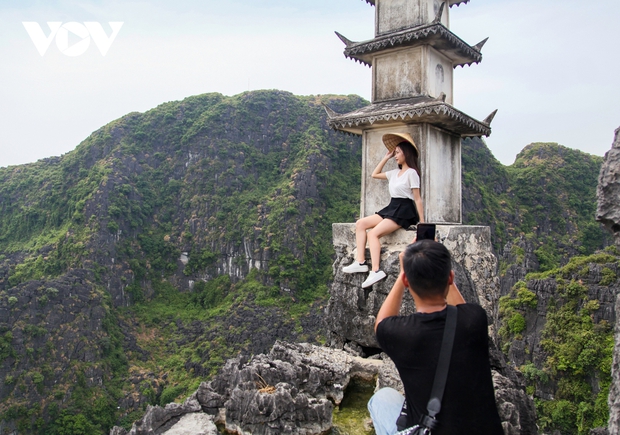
[
  {"xmin": 325, "ymin": 224, "xmax": 497, "ymax": 348},
  {"xmin": 596, "ymin": 126, "xmax": 620, "ymax": 245}
]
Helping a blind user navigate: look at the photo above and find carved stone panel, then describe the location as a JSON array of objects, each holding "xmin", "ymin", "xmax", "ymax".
[
  {"xmin": 372, "ymin": 46, "xmax": 454, "ymax": 103},
  {"xmin": 373, "ymin": 49, "xmax": 424, "ymax": 102}
]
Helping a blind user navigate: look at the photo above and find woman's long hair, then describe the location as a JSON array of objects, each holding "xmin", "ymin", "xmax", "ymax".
[{"xmin": 397, "ymin": 141, "xmax": 420, "ymax": 175}]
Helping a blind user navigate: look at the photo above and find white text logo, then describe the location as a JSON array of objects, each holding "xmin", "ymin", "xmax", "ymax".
[{"xmin": 22, "ymin": 22, "xmax": 123, "ymax": 56}]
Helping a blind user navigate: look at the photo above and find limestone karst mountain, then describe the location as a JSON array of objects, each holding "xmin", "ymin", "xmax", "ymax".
[
  {"xmin": 0, "ymin": 90, "xmax": 612, "ymax": 434},
  {"xmin": 0, "ymin": 90, "xmax": 367, "ymax": 434}
]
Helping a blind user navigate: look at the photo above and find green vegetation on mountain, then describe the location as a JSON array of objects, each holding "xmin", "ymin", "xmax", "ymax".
[
  {"xmin": 0, "ymin": 90, "xmax": 613, "ymax": 434},
  {"xmin": 498, "ymin": 246, "xmax": 619, "ymax": 434},
  {"xmin": 0, "ymin": 90, "xmax": 366, "ymax": 433},
  {"xmin": 462, "ymin": 139, "xmax": 607, "ymax": 268}
]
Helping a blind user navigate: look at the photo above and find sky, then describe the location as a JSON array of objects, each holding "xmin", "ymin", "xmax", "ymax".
[{"xmin": 0, "ymin": 0, "xmax": 619, "ymax": 168}]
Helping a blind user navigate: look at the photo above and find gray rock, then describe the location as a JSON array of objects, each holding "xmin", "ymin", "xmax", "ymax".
[
  {"xmin": 492, "ymin": 370, "xmax": 537, "ymax": 435},
  {"xmin": 160, "ymin": 413, "xmax": 217, "ymax": 435},
  {"xmin": 111, "ymin": 396, "xmax": 203, "ymax": 435},
  {"xmin": 375, "ymin": 354, "xmax": 403, "ymax": 393},
  {"xmin": 597, "ymin": 126, "xmax": 620, "ymax": 245},
  {"xmin": 596, "ymin": 126, "xmax": 620, "ymax": 434},
  {"xmin": 193, "ymin": 341, "xmax": 382, "ymax": 435},
  {"xmin": 608, "ymin": 293, "xmax": 620, "ymax": 434},
  {"xmin": 326, "ymin": 224, "xmax": 538, "ymax": 434}
]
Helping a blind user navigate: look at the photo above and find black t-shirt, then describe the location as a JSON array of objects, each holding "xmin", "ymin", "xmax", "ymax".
[{"xmin": 376, "ymin": 303, "xmax": 503, "ymax": 435}]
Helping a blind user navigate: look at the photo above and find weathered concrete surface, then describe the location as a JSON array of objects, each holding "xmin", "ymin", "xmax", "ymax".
[
  {"xmin": 327, "ymin": 223, "xmax": 537, "ymax": 434},
  {"xmin": 372, "ymin": 46, "xmax": 454, "ymax": 104},
  {"xmin": 597, "ymin": 126, "xmax": 620, "ymax": 245},
  {"xmin": 376, "ymin": 0, "xmax": 450, "ymax": 37}
]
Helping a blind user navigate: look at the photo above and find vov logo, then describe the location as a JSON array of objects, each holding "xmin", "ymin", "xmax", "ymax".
[{"xmin": 22, "ymin": 22, "xmax": 123, "ymax": 56}]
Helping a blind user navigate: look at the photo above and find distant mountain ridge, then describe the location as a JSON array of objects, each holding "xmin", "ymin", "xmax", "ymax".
[
  {"xmin": 462, "ymin": 137, "xmax": 607, "ymax": 272},
  {"xmin": 0, "ymin": 89, "xmax": 610, "ymax": 434}
]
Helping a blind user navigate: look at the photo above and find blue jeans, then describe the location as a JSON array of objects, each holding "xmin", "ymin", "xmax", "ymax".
[{"xmin": 368, "ymin": 387, "xmax": 405, "ymax": 435}]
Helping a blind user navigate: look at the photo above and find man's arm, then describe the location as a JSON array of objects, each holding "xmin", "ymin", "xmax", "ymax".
[
  {"xmin": 446, "ymin": 282, "xmax": 466, "ymax": 306},
  {"xmin": 374, "ymin": 262, "xmax": 407, "ymax": 333}
]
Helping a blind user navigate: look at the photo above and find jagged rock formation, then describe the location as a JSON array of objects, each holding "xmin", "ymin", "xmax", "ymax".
[
  {"xmin": 597, "ymin": 126, "xmax": 620, "ymax": 434},
  {"xmin": 608, "ymin": 287, "xmax": 620, "ymax": 434},
  {"xmin": 326, "ymin": 224, "xmax": 538, "ymax": 434},
  {"xmin": 498, "ymin": 237, "xmax": 540, "ymax": 297},
  {"xmin": 110, "ymin": 341, "xmax": 382, "ymax": 435},
  {"xmin": 597, "ymin": 127, "xmax": 620, "ymax": 245},
  {"xmin": 109, "ymin": 398, "xmax": 217, "ymax": 435},
  {"xmin": 498, "ymin": 255, "xmax": 619, "ymax": 432}
]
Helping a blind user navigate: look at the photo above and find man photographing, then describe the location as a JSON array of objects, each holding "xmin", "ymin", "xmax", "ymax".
[{"xmin": 368, "ymin": 239, "xmax": 503, "ymax": 435}]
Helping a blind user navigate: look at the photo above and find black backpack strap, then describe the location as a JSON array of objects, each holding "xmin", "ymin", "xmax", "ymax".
[{"xmin": 423, "ymin": 304, "xmax": 458, "ymax": 428}]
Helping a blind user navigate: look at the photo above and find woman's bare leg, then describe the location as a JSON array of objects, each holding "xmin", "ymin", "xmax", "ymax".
[
  {"xmin": 367, "ymin": 219, "xmax": 401, "ymax": 271},
  {"xmin": 354, "ymin": 215, "xmax": 384, "ymax": 263}
]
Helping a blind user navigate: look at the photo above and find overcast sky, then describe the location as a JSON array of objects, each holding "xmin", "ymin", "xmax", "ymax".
[{"xmin": 1, "ymin": 0, "xmax": 618, "ymax": 168}]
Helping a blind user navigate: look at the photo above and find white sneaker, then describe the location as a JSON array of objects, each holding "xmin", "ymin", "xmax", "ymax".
[
  {"xmin": 343, "ymin": 261, "xmax": 369, "ymax": 273},
  {"xmin": 362, "ymin": 270, "xmax": 387, "ymax": 288}
]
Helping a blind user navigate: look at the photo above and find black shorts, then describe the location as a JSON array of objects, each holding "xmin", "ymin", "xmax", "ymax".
[{"xmin": 376, "ymin": 197, "xmax": 419, "ymax": 229}]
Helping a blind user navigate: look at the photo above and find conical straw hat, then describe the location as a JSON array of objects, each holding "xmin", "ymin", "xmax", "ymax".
[{"xmin": 382, "ymin": 132, "xmax": 419, "ymax": 154}]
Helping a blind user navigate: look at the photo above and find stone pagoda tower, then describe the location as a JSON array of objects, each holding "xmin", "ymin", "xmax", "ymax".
[
  {"xmin": 325, "ymin": 0, "xmax": 499, "ymax": 352},
  {"xmin": 325, "ymin": 0, "xmax": 496, "ymax": 224},
  {"xmin": 323, "ymin": 7, "xmax": 538, "ymax": 431}
]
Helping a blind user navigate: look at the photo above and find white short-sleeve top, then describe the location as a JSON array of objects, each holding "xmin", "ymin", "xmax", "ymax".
[{"xmin": 385, "ymin": 168, "xmax": 420, "ymax": 200}]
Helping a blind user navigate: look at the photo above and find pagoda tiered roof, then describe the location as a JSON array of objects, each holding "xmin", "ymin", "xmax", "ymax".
[
  {"xmin": 337, "ymin": 22, "xmax": 483, "ymax": 67},
  {"xmin": 325, "ymin": 96, "xmax": 492, "ymax": 137},
  {"xmin": 362, "ymin": 0, "xmax": 470, "ymax": 6}
]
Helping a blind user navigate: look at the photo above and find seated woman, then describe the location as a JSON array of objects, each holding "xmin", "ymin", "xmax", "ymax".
[{"xmin": 342, "ymin": 133, "xmax": 424, "ymax": 288}]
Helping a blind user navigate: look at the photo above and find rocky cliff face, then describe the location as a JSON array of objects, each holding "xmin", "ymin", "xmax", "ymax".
[
  {"xmin": 498, "ymin": 254, "xmax": 618, "ymax": 434},
  {"xmin": 462, "ymin": 137, "xmax": 608, "ymax": 271},
  {"xmin": 0, "ymin": 91, "xmax": 366, "ymax": 307},
  {"xmin": 608, "ymin": 292, "xmax": 620, "ymax": 434},
  {"xmin": 597, "ymin": 127, "xmax": 620, "ymax": 434},
  {"xmin": 0, "ymin": 91, "xmax": 367, "ymax": 432},
  {"xmin": 489, "ymin": 127, "xmax": 620, "ymax": 435},
  {"xmin": 0, "ymin": 269, "xmax": 128, "ymax": 434},
  {"xmin": 597, "ymin": 127, "xmax": 620, "ymax": 246},
  {"xmin": 325, "ymin": 224, "xmax": 538, "ymax": 434}
]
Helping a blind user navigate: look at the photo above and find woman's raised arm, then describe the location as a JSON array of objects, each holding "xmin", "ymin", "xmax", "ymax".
[{"xmin": 371, "ymin": 150, "xmax": 395, "ymax": 180}]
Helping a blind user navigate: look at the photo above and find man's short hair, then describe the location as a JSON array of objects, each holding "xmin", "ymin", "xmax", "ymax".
[{"xmin": 402, "ymin": 240, "xmax": 452, "ymax": 298}]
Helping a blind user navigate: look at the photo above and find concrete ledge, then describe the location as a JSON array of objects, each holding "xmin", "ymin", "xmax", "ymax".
[{"xmin": 332, "ymin": 222, "xmax": 491, "ymax": 258}]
